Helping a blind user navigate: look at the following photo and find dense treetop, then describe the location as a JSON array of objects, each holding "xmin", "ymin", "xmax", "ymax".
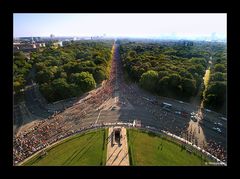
[
  {"xmin": 119, "ymin": 40, "xmax": 211, "ymax": 99},
  {"xmin": 13, "ymin": 51, "xmax": 32, "ymax": 95},
  {"xmin": 14, "ymin": 40, "xmax": 114, "ymax": 102},
  {"xmin": 119, "ymin": 40, "xmax": 227, "ymax": 112},
  {"xmin": 203, "ymin": 43, "xmax": 227, "ymax": 112},
  {"xmin": 13, "ymin": 39, "xmax": 226, "ymax": 113}
]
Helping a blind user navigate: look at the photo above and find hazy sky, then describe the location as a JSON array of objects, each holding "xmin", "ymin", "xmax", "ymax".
[{"xmin": 13, "ymin": 13, "xmax": 226, "ymax": 39}]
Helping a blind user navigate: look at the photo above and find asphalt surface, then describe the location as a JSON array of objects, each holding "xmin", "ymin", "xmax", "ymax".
[{"xmin": 13, "ymin": 42, "xmax": 227, "ymax": 163}]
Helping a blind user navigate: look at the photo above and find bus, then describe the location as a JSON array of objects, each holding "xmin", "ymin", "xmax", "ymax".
[{"xmin": 161, "ymin": 102, "xmax": 172, "ymax": 108}]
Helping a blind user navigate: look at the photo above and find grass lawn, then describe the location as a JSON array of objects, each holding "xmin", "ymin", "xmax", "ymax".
[
  {"xmin": 127, "ymin": 129, "xmax": 208, "ymax": 166},
  {"xmin": 23, "ymin": 128, "xmax": 108, "ymax": 166}
]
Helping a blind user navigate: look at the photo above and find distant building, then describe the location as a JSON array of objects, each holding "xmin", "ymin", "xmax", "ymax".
[
  {"xmin": 32, "ymin": 37, "xmax": 42, "ymax": 42},
  {"xmin": 19, "ymin": 37, "xmax": 32, "ymax": 42},
  {"xmin": 13, "ymin": 42, "xmax": 46, "ymax": 52},
  {"xmin": 33, "ymin": 42, "xmax": 45, "ymax": 48},
  {"xmin": 13, "ymin": 43, "xmax": 37, "ymax": 52},
  {"xmin": 53, "ymin": 41, "xmax": 63, "ymax": 47},
  {"xmin": 178, "ymin": 40, "xmax": 193, "ymax": 46}
]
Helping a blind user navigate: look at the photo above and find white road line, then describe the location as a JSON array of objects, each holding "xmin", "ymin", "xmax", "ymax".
[{"xmin": 95, "ymin": 110, "xmax": 102, "ymax": 124}]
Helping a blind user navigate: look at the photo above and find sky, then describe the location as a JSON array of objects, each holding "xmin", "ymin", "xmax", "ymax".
[{"xmin": 13, "ymin": 13, "xmax": 226, "ymax": 40}]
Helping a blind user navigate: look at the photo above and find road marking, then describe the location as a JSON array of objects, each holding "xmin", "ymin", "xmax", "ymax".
[{"xmin": 95, "ymin": 110, "xmax": 102, "ymax": 124}]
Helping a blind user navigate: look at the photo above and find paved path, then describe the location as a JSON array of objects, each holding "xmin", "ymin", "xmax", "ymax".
[{"xmin": 106, "ymin": 127, "xmax": 129, "ymax": 166}]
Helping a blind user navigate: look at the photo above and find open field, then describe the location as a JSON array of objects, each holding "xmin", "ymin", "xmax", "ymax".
[
  {"xmin": 23, "ymin": 128, "xmax": 108, "ymax": 166},
  {"xmin": 127, "ymin": 129, "xmax": 209, "ymax": 166}
]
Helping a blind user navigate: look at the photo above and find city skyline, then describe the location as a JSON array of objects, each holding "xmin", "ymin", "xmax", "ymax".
[{"xmin": 14, "ymin": 13, "xmax": 226, "ymax": 40}]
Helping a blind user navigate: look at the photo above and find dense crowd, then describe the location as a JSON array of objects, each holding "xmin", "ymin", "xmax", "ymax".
[
  {"xmin": 13, "ymin": 119, "xmax": 109, "ymax": 165},
  {"xmin": 118, "ymin": 68, "xmax": 227, "ymax": 163},
  {"xmin": 13, "ymin": 43, "xmax": 227, "ymax": 165},
  {"xmin": 13, "ymin": 115, "xmax": 70, "ymax": 164},
  {"xmin": 117, "ymin": 65, "xmax": 227, "ymax": 163},
  {"xmin": 204, "ymin": 139, "xmax": 226, "ymax": 162},
  {"xmin": 13, "ymin": 44, "xmax": 118, "ymax": 165},
  {"xmin": 120, "ymin": 82, "xmax": 185, "ymax": 136}
]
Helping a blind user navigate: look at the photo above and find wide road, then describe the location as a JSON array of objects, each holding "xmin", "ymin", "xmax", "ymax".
[{"xmin": 14, "ymin": 41, "xmax": 227, "ymax": 164}]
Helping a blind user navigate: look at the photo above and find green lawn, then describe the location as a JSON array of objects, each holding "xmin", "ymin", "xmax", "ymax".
[
  {"xmin": 23, "ymin": 128, "xmax": 108, "ymax": 166},
  {"xmin": 22, "ymin": 128, "xmax": 211, "ymax": 166},
  {"xmin": 127, "ymin": 129, "xmax": 209, "ymax": 166}
]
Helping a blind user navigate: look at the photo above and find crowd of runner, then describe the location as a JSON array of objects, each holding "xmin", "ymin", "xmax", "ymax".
[
  {"xmin": 13, "ymin": 43, "xmax": 118, "ymax": 165},
  {"xmin": 203, "ymin": 139, "xmax": 226, "ymax": 162},
  {"xmin": 13, "ymin": 43, "xmax": 226, "ymax": 165}
]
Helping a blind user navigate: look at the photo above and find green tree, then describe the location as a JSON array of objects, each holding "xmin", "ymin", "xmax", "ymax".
[
  {"xmin": 93, "ymin": 68, "xmax": 106, "ymax": 84},
  {"xmin": 191, "ymin": 58, "xmax": 207, "ymax": 68},
  {"xmin": 214, "ymin": 64, "xmax": 225, "ymax": 73},
  {"xmin": 13, "ymin": 80, "xmax": 24, "ymax": 94},
  {"xmin": 63, "ymin": 61, "xmax": 79, "ymax": 75},
  {"xmin": 130, "ymin": 65, "xmax": 143, "ymax": 81},
  {"xmin": 168, "ymin": 73, "xmax": 182, "ymax": 91},
  {"xmin": 179, "ymin": 70, "xmax": 193, "ymax": 79},
  {"xmin": 140, "ymin": 70, "xmax": 158, "ymax": 92},
  {"xmin": 187, "ymin": 64, "xmax": 205, "ymax": 77},
  {"xmin": 210, "ymin": 72, "xmax": 225, "ymax": 81},
  {"xmin": 94, "ymin": 57, "xmax": 107, "ymax": 66},
  {"xmin": 128, "ymin": 50, "xmax": 137, "ymax": 58},
  {"xmin": 51, "ymin": 78, "xmax": 72, "ymax": 101},
  {"xmin": 13, "ymin": 52, "xmax": 32, "ymax": 95},
  {"xmin": 35, "ymin": 62, "xmax": 46, "ymax": 71},
  {"xmin": 35, "ymin": 69, "xmax": 54, "ymax": 84},
  {"xmin": 157, "ymin": 76, "xmax": 170, "ymax": 94},
  {"xmin": 70, "ymin": 72, "xmax": 96, "ymax": 93},
  {"xmin": 204, "ymin": 81, "xmax": 226, "ymax": 109},
  {"xmin": 158, "ymin": 71, "xmax": 169, "ymax": 80},
  {"xmin": 39, "ymin": 83, "xmax": 54, "ymax": 102},
  {"xmin": 181, "ymin": 78, "xmax": 196, "ymax": 96},
  {"xmin": 204, "ymin": 94, "xmax": 217, "ymax": 107}
]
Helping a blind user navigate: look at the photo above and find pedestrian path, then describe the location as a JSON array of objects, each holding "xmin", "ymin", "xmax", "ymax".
[{"xmin": 106, "ymin": 127, "xmax": 129, "ymax": 166}]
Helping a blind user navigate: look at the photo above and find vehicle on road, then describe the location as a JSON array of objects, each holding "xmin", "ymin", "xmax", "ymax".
[
  {"xmin": 175, "ymin": 111, "xmax": 180, "ymax": 114},
  {"xmin": 212, "ymin": 127, "xmax": 221, "ymax": 133},
  {"xmin": 214, "ymin": 122, "xmax": 223, "ymax": 126},
  {"xmin": 220, "ymin": 117, "xmax": 227, "ymax": 121},
  {"xmin": 161, "ymin": 102, "xmax": 172, "ymax": 108}
]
